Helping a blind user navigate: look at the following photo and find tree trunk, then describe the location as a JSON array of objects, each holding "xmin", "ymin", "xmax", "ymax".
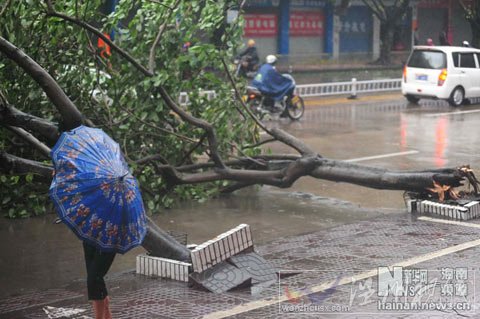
[
  {"xmin": 470, "ymin": 20, "xmax": 480, "ymax": 48},
  {"xmin": 143, "ymin": 216, "xmax": 191, "ymax": 262},
  {"xmin": 378, "ymin": 22, "xmax": 394, "ymax": 65}
]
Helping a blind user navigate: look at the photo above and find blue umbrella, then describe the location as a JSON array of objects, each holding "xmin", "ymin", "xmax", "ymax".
[{"xmin": 49, "ymin": 125, "xmax": 147, "ymax": 254}]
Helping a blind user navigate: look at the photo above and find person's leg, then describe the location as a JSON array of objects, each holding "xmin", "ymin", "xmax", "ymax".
[
  {"xmin": 83, "ymin": 242, "xmax": 116, "ymax": 319},
  {"xmin": 83, "ymin": 241, "xmax": 96, "ymax": 271}
]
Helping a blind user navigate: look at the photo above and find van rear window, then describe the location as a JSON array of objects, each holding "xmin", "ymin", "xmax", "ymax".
[{"xmin": 407, "ymin": 50, "xmax": 446, "ymax": 69}]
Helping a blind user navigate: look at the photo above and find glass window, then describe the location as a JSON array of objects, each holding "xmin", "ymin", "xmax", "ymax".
[
  {"xmin": 452, "ymin": 52, "xmax": 460, "ymax": 67},
  {"xmin": 407, "ymin": 50, "xmax": 446, "ymax": 69},
  {"xmin": 459, "ymin": 53, "xmax": 476, "ymax": 68}
]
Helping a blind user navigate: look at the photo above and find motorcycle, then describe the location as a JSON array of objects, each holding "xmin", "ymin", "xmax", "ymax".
[
  {"xmin": 234, "ymin": 55, "xmax": 259, "ymax": 79},
  {"xmin": 243, "ymin": 74, "xmax": 305, "ymax": 120}
]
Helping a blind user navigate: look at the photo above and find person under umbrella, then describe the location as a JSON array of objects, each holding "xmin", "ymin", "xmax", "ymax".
[{"xmin": 50, "ymin": 125, "xmax": 147, "ymax": 319}]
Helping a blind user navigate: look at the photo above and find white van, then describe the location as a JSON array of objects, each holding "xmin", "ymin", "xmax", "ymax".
[{"xmin": 402, "ymin": 46, "xmax": 480, "ymax": 106}]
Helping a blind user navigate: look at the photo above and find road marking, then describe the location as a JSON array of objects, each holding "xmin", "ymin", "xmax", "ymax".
[
  {"xmin": 417, "ymin": 216, "xmax": 480, "ymax": 229},
  {"xmin": 203, "ymin": 235, "xmax": 480, "ymax": 319},
  {"xmin": 424, "ymin": 109, "xmax": 480, "ymax": 117},
  {"xmin": 304, "ymin": 92, "xmax": 403, "ymax": 107},
  {"xmin": 345, "ymin": 150, "xmax": 419, "ymax": 162},
  {"xmin": 43, "ymin": 306, "xmax": 88, "ymax": 319}
]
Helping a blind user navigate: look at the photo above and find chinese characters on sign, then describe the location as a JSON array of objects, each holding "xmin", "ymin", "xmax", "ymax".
[
  {"xmin": 369, "ymin": 266, "xmax": 473, "ymax": 312},
  {"xmin": 339, "ymin": 21, "xmax": 367, "ymax": 34},
  {"xmin": 279, "ymin": 267, "xmax": 474, "ymax": 314},
  {"xmin": 289, "ymin": 12, "xmax": 324, "ymax": 36},
  {"xmin": 244, "ymin": 14, "xmax": 277, "ymax": 37}
]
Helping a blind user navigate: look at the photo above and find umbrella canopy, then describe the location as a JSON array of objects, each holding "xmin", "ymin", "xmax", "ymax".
[{"xmin": 49, "ymin": 125, "xmax": 146, "ymax": 254}]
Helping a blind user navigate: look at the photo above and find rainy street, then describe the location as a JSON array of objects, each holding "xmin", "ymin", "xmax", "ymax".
[{"xmin": 3, "ymin": 92, "xmax": 480, "ymax": 318}]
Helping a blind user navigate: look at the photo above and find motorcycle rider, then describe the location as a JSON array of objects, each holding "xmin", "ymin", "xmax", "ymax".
[
  {"xmin": 251, "ymin": 55, "xmax": 295, "ymax": 107},
  {"xmin": 235, "ymin": 39, "xmax": 260, "ymax": 77}
]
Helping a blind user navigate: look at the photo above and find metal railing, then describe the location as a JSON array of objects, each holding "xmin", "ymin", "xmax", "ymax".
[
  {"xmin": 295, "ymin": 78, "xmax": 402, "ymax": 98},
  {"xmin": 178, "ymin": 90, "xmax": 217, "ymax": 106},
  {"xmin": 178, "ymin": 78, "xmax": 403, "ymax": 105}
]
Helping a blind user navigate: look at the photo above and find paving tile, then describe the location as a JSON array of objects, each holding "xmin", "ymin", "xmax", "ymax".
[
  {"xmin": 190, "ymin": 261, "xmax": 251, "ymax": 294},
  {"xmin": 229, "ymin": 252, "xmax": 277, "ymax": 284}
]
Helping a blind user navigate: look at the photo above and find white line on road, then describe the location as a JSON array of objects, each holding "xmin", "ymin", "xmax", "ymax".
[
  {"xmin": 345, "ymin": 150, "xmax": 419, "ymax": 162},
  {"xmin": 203, "ymin": 228, "xmax": 480, "ymax": 319},
  {"xmin": 417, "ymin": 216, "xmax": 480, "ymax": 229},
  {"xmin": 424, "ymin": 109, "xmax": 480, "ymax": 117}
]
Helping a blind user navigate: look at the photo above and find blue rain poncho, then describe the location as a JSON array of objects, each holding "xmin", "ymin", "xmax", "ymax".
[{"xmin": 251, "ymin": 63, "xmax": 294, "ymax": 101}]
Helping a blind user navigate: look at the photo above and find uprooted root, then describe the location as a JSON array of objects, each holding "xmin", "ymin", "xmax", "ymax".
[{"xmin": 422, "ymin": 165, "xmax": 480, "ymax": 202}]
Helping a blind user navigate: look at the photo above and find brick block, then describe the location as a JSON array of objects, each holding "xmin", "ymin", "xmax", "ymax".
[
  {"xmin": 136, "ymin": 254, "xmax": 191, "ymax": 282},
  {"xmin": 191, "ymin": 224, "xmax": 254, "ymax": 273},
  {"xmin": 407, "ymin": 198, "xmax": 480, "ymax": 221}
]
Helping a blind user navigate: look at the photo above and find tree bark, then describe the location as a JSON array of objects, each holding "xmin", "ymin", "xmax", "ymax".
[
  {"xmin": 0, "ymin": 101, "xmax": 59, "ymax": 145},
  {"xmin": 378, "ymin": 22, "xmax": 394, "ymax": 65},
  {"xmin": 0, "ymin": 36, "xmax": 83, "ymax": 130}
]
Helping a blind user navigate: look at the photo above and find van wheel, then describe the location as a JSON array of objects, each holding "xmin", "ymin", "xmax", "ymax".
[
  {"xmin": 405, "ymin": 95, "xmax": 419, "ymax": 104},
  {"xmin": 448, "ymin": 87, "xmax": 464, "ymax": 107}
]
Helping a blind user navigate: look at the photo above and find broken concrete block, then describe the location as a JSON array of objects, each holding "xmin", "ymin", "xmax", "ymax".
[
  {"xmin": 136, "ymin": 254, "xmax": 191, "ymax": 282},
  {"xmin": 228, "ymin": 252, "xmax": 277, "ymax": 284},
  {"xmin": 408, "ymin": 198, "xmax": 479, "ymax": 221},
  {"xmin": 189, "ymin": 261, "xmax": 251, "ymax": 294},
  {"xmin": 191, "ymin": 224, "xmax": 254, "ymax": 273}
]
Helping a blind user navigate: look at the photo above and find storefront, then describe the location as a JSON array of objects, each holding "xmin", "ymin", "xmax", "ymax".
[
  {"xmin": 338, "ymin": 5, "xmax": 373, "ymax": 53},
  {"xmin": 243, "ymin": 1, "xmax": 280, "ymax": 58},
  {"xmin": 242, "ymin": 0, "xmax": 334, "ymax": 58},
  {"xmin": 415, "ymin": 0, "xmax": 471, "ymax": 46},
  {"xmin": 289, "ymin": 1, "xmax": 327, "ymax": 56}
]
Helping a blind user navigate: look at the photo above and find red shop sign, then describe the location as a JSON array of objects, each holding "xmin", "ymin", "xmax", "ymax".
[
  {"xmin": 289, "ymin": 11, "xmax": 324, "ymax": 36},
  {"xmin": 244, "ymin": 14, "xmax": 278, "ymax": 37}
]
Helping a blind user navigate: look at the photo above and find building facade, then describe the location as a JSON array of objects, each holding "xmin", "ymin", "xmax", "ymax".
[{"xmin": 241, "ymin": 0, "xmax": 472, "ymax": 61}]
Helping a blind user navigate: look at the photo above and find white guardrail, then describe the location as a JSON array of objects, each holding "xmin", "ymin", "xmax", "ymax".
[{"xmin": 178, "ymin": 78, "xmax": 402, "ymax": 106}]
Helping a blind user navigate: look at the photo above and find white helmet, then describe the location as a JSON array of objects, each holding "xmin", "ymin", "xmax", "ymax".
[
  {"xmin": 265, "ymin": 54, "xmax": 277, "ymax": 64},
  {"xmin": 463, "ymin": 40, "xmax": 470, "ymax": 47}
]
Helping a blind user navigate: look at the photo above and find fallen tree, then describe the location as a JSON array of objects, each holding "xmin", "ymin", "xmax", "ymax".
[{"xmin": 1, "ymin": 1, "xmax": 478, "ymax": 261}]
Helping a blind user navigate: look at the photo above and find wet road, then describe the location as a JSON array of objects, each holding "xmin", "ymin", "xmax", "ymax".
[
  {"xmin": 267, "ymin": 94, "xmax": 480, "ymax": 208},
  {"xmin": 2, "ymin": 93, "xmax": 480, "ymax": 300}
]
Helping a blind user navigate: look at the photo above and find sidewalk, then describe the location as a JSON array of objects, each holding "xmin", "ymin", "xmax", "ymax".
[{"xmin": 4, "ymin": 212, "xmax": 480, "ymax": 318}]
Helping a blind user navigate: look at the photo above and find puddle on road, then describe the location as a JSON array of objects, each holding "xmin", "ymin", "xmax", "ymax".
[{"xmin": 0, "ymin": 188, "xmax": 404, "ymax": 299}]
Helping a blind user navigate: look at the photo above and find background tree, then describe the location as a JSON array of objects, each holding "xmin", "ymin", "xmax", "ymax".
[
  {"xmin": 460, "ymin": 0, "xmax": 480, "ymax": 48},
  {"xmin": 361, "ymin": 0, "xmax": 411, "ymax": 65}
]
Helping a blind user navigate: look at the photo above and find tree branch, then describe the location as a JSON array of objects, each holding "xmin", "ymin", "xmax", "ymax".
[
  {"xmin": 0, "ymin": 0, "xmax": 11, "ymax": 17},
  {"xmin": 0, "ymin": 151, "xmax": 52, "ymax": 179},
  {"xmin": 44, "ymin": 2, "xmax": 153, "ymax": 77},
  {"xmin": 0, "ymin": 36, "xmax": 83, "ymax": 130},
  {"xmin": 363, "ymin": 0, "xmax": 386, "ymax": 21},
  {"xmin": 309, "ymin": 159, "xmax": 465, "ymax": 192},
  {"xmin": 5, "ymin": 126, "xmax": 51, "ymax": 158},
  {"xmin": 269, "ymin": 128, "xmax": 317, "ymax": 156},
  {"xmin": 221, "ymin": 58, "xmax": 271, "ymax": 134},
  {"xmin": 148, "ymin": 0, "xmax": 181, "ymax": 73},
  {"xmin": 157, "ymin": 86, "xmax": 226, "ymax": 168},
  {"xmin": 0, "ymin": 100, "xmax": 59, "ymax": 144}
]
